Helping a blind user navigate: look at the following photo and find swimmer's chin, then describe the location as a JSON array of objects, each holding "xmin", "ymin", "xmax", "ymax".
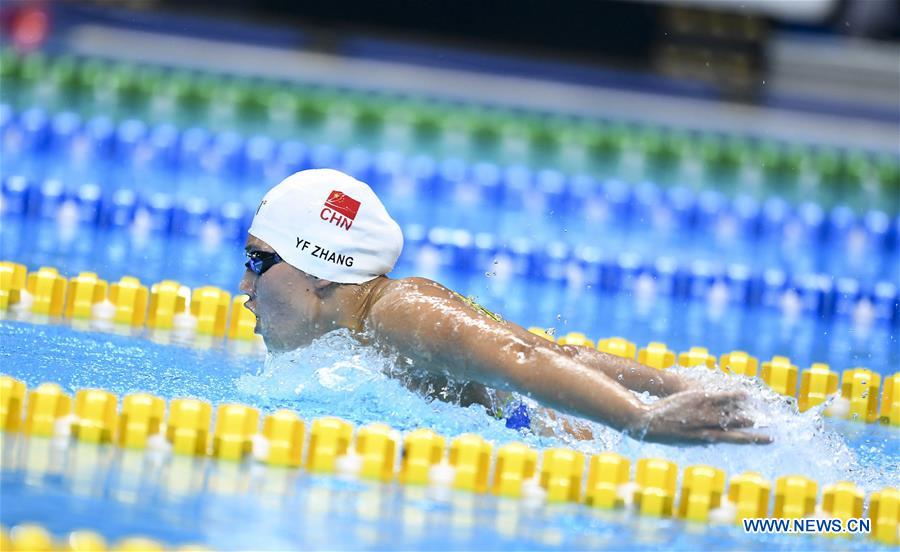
[
  {"xmin": 259, "ymin": 333, "xmax": 286, "ymax": 353},
  {"xmin": 258, "ymin": 330, "xmax": 317, "ymax": 353}
]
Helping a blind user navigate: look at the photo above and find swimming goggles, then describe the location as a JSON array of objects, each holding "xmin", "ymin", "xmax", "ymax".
[{"xmin": 245, "ymin": 250, "xmax": 282, "ymax": 276}]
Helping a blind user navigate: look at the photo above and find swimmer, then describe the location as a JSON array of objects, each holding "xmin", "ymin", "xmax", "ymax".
[{"xmin": 240, "ymin": 169, "xmax": 771, "ymax": 445}]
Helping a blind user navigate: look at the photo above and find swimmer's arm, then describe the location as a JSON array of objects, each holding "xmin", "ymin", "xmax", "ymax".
[
  {"xmin": 478, "ymin": 341, "xmax": 650, "ymax": 431},
  {"xmin": 368, "ymin": 281, "xmax": 769, "ymax": 444},
  {"xmin": 368, "ymin": 286, "xmax": 650, "ymax": 432},
  {"xmin": 564, "ymin": 346, "xmax": 692, "ymax": 397}
]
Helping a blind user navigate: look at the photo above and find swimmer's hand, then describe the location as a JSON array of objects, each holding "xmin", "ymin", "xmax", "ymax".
[{"xmin": 632, "ymin": 390, "xmax": 772, "ymax": 445}]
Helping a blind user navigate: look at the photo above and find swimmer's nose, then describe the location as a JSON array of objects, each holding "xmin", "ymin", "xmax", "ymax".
[{"xmin": 239, "ymin": 270, "xmax": 255, "ymax": 297}]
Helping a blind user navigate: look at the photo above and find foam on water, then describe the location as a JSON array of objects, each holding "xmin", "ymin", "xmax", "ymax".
[{"xmin": 234, "ymin": 328, "xmax": 554, "ymax": 445}]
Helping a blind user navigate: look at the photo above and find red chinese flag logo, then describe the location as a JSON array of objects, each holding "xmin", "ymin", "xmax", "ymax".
[{"xmin": 324, "ymin": 190, "xmax": 361, "ymax": 221}]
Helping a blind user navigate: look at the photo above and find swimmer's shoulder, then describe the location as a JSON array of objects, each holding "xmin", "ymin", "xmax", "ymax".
[
  {"xmin": 372, "ymin": 276, "xmax": 453, "ymax": 303},
  {"xmin": 368, "ymin": 277, "xmax": 510, "ymax": 334},
  {"xmin": 367, "ymin": 276, "xmax": 455, "ymax": 319},
  {"xmin": 372, "ymin": 277, "xmax": 500, "ymax": 315},
  {"xmin": 371, "ymin": 278, "xmax": 566, "ymax": 350}
]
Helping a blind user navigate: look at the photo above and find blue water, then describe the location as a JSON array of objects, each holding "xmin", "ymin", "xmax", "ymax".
[
  {"xmin": 1, "ymin": 451, "xmax": 890, "ymax": 551},
  {"xmin": 1, "ymin": 320, "xmax": 897, "ymax": 550}
]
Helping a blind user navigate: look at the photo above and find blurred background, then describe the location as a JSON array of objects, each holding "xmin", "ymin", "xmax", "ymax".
[{"xmin": 1, "ymin": 0, "xmax": 898, "ymax": 367}]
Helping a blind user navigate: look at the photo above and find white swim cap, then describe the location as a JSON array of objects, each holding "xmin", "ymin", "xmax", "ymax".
[{"xmin": 249, "ymin": 169, "xmax": 403, "ymax": 284}]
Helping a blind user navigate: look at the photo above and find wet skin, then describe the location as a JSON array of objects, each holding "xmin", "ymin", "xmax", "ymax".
[{"xmin": 240, "ymin": 234, "xmax": 771, "ymax": 445}]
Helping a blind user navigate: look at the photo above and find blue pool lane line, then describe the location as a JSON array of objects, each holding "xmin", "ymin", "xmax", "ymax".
[
  {"xmin": 3, "ymin": 111, "xmax": 898, "ymax": 284},
  {"xmin": 2, "ymin": 105, "xmax": 897, "ymax": 249},
  {"xmin": 1, "ymin": 107, "xmax": 899, "ymax": 323}
]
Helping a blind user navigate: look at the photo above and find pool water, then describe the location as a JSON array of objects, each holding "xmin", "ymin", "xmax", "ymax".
[
  {"xmin": 0, "ymin": 452, "xmax": 888, "ymax": 551},
  {"xmin": 1, "ymin": 189, "xmax": 898, "ymax": 549},
  {"xmin": 1, "ymin": 318, "xmax": 897, "ymax": 550}
]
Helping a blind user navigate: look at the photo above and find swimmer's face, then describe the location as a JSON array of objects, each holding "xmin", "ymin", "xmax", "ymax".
[{"xmin": 239, "ymin": 235, "xmax": 329, "ymax": 351}]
